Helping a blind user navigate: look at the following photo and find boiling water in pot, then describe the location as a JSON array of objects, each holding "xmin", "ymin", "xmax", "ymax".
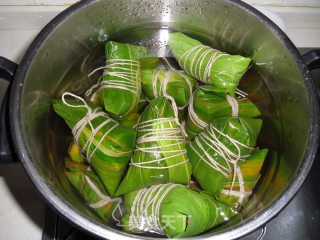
[{"xmin": 47, "ymin": 24, "xmax": 281, "ymax": 236}]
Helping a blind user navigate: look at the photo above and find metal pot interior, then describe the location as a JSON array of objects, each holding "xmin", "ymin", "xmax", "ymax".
[{"xmin": 16, "ymin": 0, "xmax": 315, "ymax": 239}]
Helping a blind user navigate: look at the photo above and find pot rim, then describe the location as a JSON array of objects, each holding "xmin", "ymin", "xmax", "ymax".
[{"xmin": 9, "ymin": 0, "xmax": 320, "ymax": 239}]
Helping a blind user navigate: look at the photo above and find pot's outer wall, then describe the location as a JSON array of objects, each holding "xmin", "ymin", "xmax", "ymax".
[{"xmin": 9, "ymin": 0, "xmax": 319, "ymax": 239}]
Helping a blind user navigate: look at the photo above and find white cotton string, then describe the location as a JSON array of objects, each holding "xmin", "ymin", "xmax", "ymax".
[
  {"xmin": 175, "ymin": 70, "xmax": 194, "ymax": 110},
  {"xmin": 220, "ymin": 189, "xmax": 251, "ymax": 199},
  {"xmin": 62, "ymin": 92, "xmax": 93, "ymax": 114},
  {"xmin": 234, "ymin": 165, "xmax": 245, "ymax": 203},
  {"xmin": 236, "ymin": 88, "xmax": 248, "ymax": 98},
  {"xmin": 160, "ymin": 57, "xmax": 174, "ymax": 71},
  {"xmin": 128, "ymin": 184, "xmax": 179, "ymax": 233},
  {"xmin": 160, "ymin": 71, "xmax": 172, "ymax": 98},
  {"xmin": 62, "ymin": 92, "xmax": 95, "ymax": 139},
  {"xmin": 88, "ymin": 66, "xmax": 106, "ymax": 78},
  {"xmin": 220, "ymin": 164, "xmax": 247, "ymax": 205},
  {"xmin": 72, "ymin": 110, "xmax": 105, "ymax": 152},
  {"xmin": 152, "ymin": 69, "xmax": 162, "ymax": 98},
  {"xmin": 190, "ymin": 136, "xmax": 230, "ymax": 177},
  {"xmin": 152, "ymin": 68, "xmax": 193, "ymax": 112},
  {"xmin": 189, "ymin": 94, "xmax": 240, "ymax": 130},
  {"xmin": 85, "ymin": 76, "xmax": 103, "ymax": 102},
  {"xmin": 226, "ymin": 95, "xmax": 239, "ymax": 117},
  {"xmin": 99, "ymin": 59, "xmax": 141, "ymax": 96},
  {"xmin": 111, "ymin": 199, "xmax": 123, "ymax": 222},
  {"xmin": 81, "ymin": 116, "xmax": 112, "ymax": 160},
  {"xmin": 150, "ymin": 69, "xmax": 188, "ymax": 137},
  {"xmin": 139, "ymin": 98, "xmax": 148, "ymax": 107},
  {"xmin": 61, "ymin": 92, "xmax": 126, "ymax": 161},
  {"xmin": 203, "ymin": 51, "xmax": 220, "ymax": 82},
  {"xmin": 210, "ymin": 124, "xmax": 253, "ymax": 154},
  {"xmin": 128, "ymin": 186, "xmax": 155, "ymax": 232},
  {"xmin": 161, "ymin": 72, "xmax": 188, "ymax": 136},
  {"xmin": 128, "ymin": 185, "xmax": 161, "ymax": 233},
  {"xmin": 85, "ymin": 175, "xmax": 115, "ymax": 208},
  {"xmin": 160, "ymin": 57, "xmax": 193, "ymax": 104},
  {"xmin": 130, "ymin": 118, "xmax": 189, "ymax": 169},
  {"xmin": 72, "ymin": 109, "xmax": 119, "ymax": 161},
  {"xmin": 152, "ymin": 57, "xmax": 194, "ymax": 112},
  {"xmin": 178, "ymin": 45, "xmax": 227, "ymax": 83},
  {"xmin": 191, "ymin": 123, "xmax": 253, "ymax": 189},
  {"xmin": 84, "ymin": 175, "xmax": 123, "ymax": 222},
  {"xmin": 87, "ymin": 121, "xmax": 119, "ymax": 161},
  {"xmin": 188, "ymin": 93, "xmax": 208, "ymax": 130}
]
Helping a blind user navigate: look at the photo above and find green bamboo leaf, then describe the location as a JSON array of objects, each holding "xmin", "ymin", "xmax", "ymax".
[
  {"xmin": 215, "ymin": 149, "xmax": 268, "ymax": 207},
  {"xmin": 115, "ymin": 97, "xmax": 192, "ymax": 196},
  {"xmin": 118, "ymin": 91, "xmax": 148, "ymax": 128},
  {"xmin": 186, "ymin": 85, "xmax": 261, "ymax": 140},
  {"xmin": 141, "ymin": 67, "xmax": 197, "ymax": 108},
  {"xmin": 169, "ymin": 32, "xmax": 251, "ymax": 96},
  {"xmin": 140, "ymin": 56, "xmax": 160, "ymax": 69},
  {"xmin": 138, "ymin": 91, "xmax": 148, "ymax": 112},
  {"xmin": 121, "ymin": 184, "xmax": 236, "ymax": 238},
  {"xmin": 65, "ymin": 163, "xmax": 122, "ymax": 222},
  {"xmin": 118, "ymin": 112, "xmax": 140, "ymax": 128},
  {"xmin": 52, "ymin": 95, "xmax": 137, "ymax": 196},
  {"xmin": 65, "ymin": 160, "xmax": 89, "ymax": 172},
  {"xmin": 99, "ymin": 41, "xmax": 147, "ymax": 119},
  {"xmin": 187, "ymin": 117, "xmax": 262, "ymax": 195},
  {"xmin": 68, "ymin": 141, "xmax": 86, "ymax": 163}
]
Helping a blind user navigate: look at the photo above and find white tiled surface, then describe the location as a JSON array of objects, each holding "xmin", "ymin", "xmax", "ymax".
[
  {"xmin": 0, "ymin": 4, "xmax": 319, "ymax": 52},
  {"xmin": 244, "ymin": 0, "xmax": 320, "ymax": 7},
  {"xmin": 0, "ymin": 165, "xmax": 45, "ymax": 240},
  {"xmin": 0, "ymin": 0, "xmax": 76, "ymax": 5},
  {"xmin": 0, "ymin": 2, "xmax": 319, "ymax": 240}
]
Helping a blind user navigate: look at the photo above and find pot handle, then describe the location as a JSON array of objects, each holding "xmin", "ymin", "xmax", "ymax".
[
  {"xmin": 303, "ymin": 50, "xmax": 320, "ymax": 70},
  {"xmin": 0, "ymin": 57, "xmax": 18, "ymax": 163}
]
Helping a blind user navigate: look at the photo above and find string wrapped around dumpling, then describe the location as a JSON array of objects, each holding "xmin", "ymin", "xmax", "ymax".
[
  {"xmin": 115, "ymin": 97, "xmax": 192, "ymax": 196},
  {"xmin": 121, "ymin": 183, "xmax": 236, "ymax": 238},
  {"xmin": 215, "ymin": 149, "xmax": 268, "ymax": 207},
  {"xmin": 89, "ymin": 41, "xmax": 147, "ymax": 119},
  {"xmin": 187, "ymin": 117, "xmax": 262, "ymax": 195},
  {"xmin": 169, "ymin": 32, "xmax": 251, "ymax": 96},
  {"xmin": 52, "ymin": 93, "xmax": 137, "ymax": 196},
  {"xmin": 141, "ymin": 57, "xmax": 197, "ymax": 109},
  {"xmin": 65, "ymin": 160, "xmax": 123, "ymax": 222},
  {"xmin": 85, "ymin": 84, "xmax": 145, "ymax": 128},
  {"xmin": 187, "ymin": 85, "xmax": 261, "ymax": 140}
]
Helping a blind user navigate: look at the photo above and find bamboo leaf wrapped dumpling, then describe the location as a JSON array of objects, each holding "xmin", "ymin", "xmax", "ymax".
[
  {"xmin": 141, "ymin": 58, "xmax": 197, "ymax": 108},
  {"xmin": 169, "ymin": 32, "xmax": 251, "ymax": 96},
  {"xmin": 99, "ymin": 41, "xmax": 147, "ymax": 118},
  {"xmin": 115, "ymin": 97, "xmax": 192, "ymax": 196},
  {"xmin": 52, "ymin": 93, "xmax": 137, "ymax": 196},
  {"xmin": 187, "ymin": 85, "xmax": 261, "ymax": 139},
  {"xmin": 122, "ymin": 184, "xmax": 236, "ymax": 238},
  {"xmin": 65, "ymin": 161, "xmax": 123, "ymax": 222},
  {"xmin": 215, "ymin": 149, "xmax": 268, "ymax": 207},
  {"xmin": 187, "ymin": 117, "xmax": 262, "ymax": 195}
]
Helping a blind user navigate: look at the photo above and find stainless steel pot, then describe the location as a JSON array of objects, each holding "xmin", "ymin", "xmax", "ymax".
[{"xmin": 0, "ymin": 0, "xmax": 320, "ymax": 239}]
